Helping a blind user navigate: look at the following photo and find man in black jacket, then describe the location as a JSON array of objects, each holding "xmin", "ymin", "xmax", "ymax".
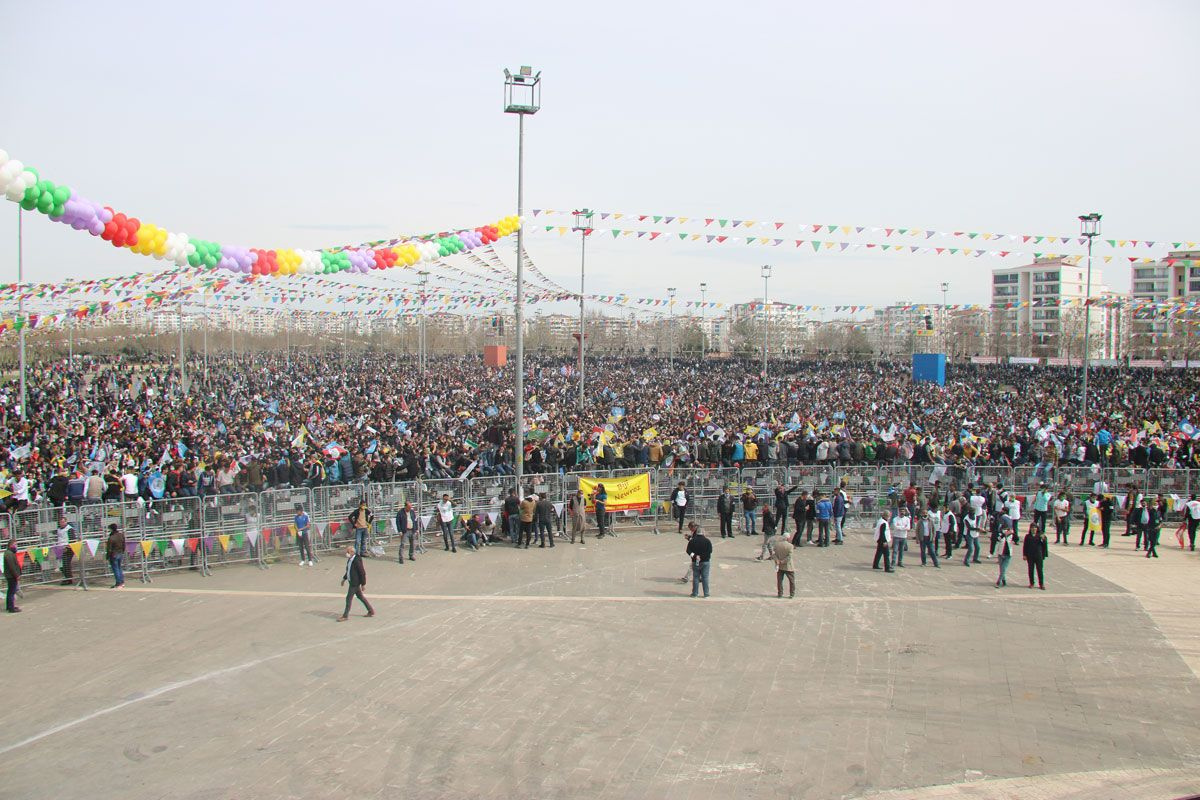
[
  {"xmin": 4, "ymin": 539, "xmax": 21, "ymax": 613},
  {"xmin": 716, "ymin": 486, "xmax": 734, "ymax": 538},
  {"xmin": 1138, "ymin": 499, "xmax": 1161, "ymax": 558},
  {"xmin": 685, "ymin": 522, "xmax": 713, "ymax": 598},
  {"xmin": 1023, "ymin": 524, "xmax": 1048, "ymax": 589},
  {"xmin": 338, "ymin": 546, "xmax": 375, "ymax": 621},
  {"xmin": 535, "ymin": 494, "xmax": 556, "ymax": 548}
]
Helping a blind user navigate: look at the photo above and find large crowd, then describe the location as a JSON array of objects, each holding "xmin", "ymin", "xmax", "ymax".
[{"xmin": 2, "ymin": 351, "xmax": 1200, "ymax": 512}]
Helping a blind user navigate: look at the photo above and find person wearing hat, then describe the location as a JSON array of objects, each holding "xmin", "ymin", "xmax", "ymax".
[{"xmin": 106, "ymin": 523, "xmax": 126, "ymax": 589}]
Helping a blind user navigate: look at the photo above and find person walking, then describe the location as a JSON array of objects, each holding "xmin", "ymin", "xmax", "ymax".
[
  {"xmin": 716, "ymin": 485, "xmax": 734, "ymax": 539},
  {"xmin": 437, "ymin": 493, "xmax": 458, "ymax": 553},
  {"xmin": 669, "ymin": 481, "xmax": 689, "ymax": 533},
  {"xmin": 917, "ymin": 509, "xmax": 939, "ymax": 567},
  {"xmin": 771, "ymin": 533, "xmax": 795, "ymax": 598},
  {"xmin": 348, "ymin": 500, "xmax": 373, "ymax": 555},
  {"xmin": 1184, "ymin": 494, "xmax": 1200, "ymax": 551},
  {"xmin": 4, "ymin": 539, "xmax": 20, "ymax": 613},
  {"xmin": 872, "ymin": 510, "xmax": 893, "ymax": 572},
  {"xmin": 295, "ymin": 505, "xmax": 315, "ymax": 566},
  {"xmin": 106, "ymin": 523, "xmax": 125, "ymax": 589},
  {"xmin": 963, "ymin": 507, "xmax": 983, "ymax": 565},
  {"xmin": 396, "ymin": 501, "xmax": 417, "ymax": 563},
  {"xmin": 567, "ymin": 488, "xmax": 587, "ymax": 544},
  {"xmin": 1023, "ymin": 523, "xmax": 1048, "ymax": 589},
  {"xmin": 1140, "ymin": 498, "xmax": 1161, "ymax": 558},
  {"xmin": 686, "ymin": 522, "xmax": 712, "ymax": 598},
  {"xmin": 995, "ymin": 525, "xmax": 1016, "ymax": 588},
  {"xmin": 338, "ymin": 545, "xmax": 375, "ymax": 621}
]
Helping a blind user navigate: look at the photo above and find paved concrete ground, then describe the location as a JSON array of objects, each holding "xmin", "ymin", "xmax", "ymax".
[{"xmin": 3, "ymin": 524, "xmax": 1199, "ymax": 800}]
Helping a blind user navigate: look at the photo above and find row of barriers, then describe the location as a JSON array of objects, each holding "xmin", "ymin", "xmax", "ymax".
[{"xmin": 6, "ymin": 463, "xmax": 1190, "ymax": 588}]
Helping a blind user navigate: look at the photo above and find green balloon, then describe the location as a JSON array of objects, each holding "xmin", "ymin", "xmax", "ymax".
[
  {"xmin": 52, "ymin": 185, "xmax": 70, "ymax": 204},
  {"xmin": 20, "ymin": 196, "xmax": 36, "ymax": 211},
  {"xmin": 36, "ymin": 194, "xmax": 54, "ymax": 214}
]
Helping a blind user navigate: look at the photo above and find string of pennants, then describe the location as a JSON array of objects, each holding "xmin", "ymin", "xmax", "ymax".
[
  {"xmin": 529, "ymin": 225, "xmax": 1199, "ymax": 266},
  {"xmin": 9, "ymin": 512, "xmax": 559, "ymax": 569},
  {"xmin": 529, "ymin": 209, "xmax": 1197, "ymax": 251}
]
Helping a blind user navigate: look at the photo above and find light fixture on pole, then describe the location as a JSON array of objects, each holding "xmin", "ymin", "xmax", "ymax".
[
  {"xmin": 1078, "ymin": 212, "xmax": 1102, "ymax": 419},
  {"xmin": 17, "ymin": 207, "xmax": 26, "ymax": 420},
  {"xmin": 572, "ymin": 208, "xmax": 592, "ymax": 412},
  {"xmin": 699, "ymin": 281, "xmax": 708, "ymax": 355},
  {"xmin": 418, "ymin": 270, "xmax": 430, "ymax": 377},
  {"xmin": 761, "ymin": 264, "xmax": 772, "ymax": 376},
  {"xmin": 504, "ymin": 65, "xmax": 540, "ymax": 491},
  {"xmin": 940, "ymin": 281, "xmax": 949, "ymax": 355},
  {"xmin": 667, "ymin": 287, "xmax": 677, "ymax": 367}
]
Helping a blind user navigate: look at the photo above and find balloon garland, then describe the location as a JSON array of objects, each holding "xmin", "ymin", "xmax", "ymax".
[{"xmin": 0, "ymin": 147, "xmax": 520, "ymax": 277}]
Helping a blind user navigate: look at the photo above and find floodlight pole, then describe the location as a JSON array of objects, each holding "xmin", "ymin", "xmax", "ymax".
[
  {"xmin": 667, "ymin": 287, "xmax": 677, "ymax": 367},
  {"xmin": 700, "ymin": 282, "xmax": 708, "ymax": 356},
  {"xmin": 17, "ymin": 208, "xmax": 26, "ymax": 420},
  {"xmin": 761, "ymin": 264, "xmax": 772, "ymax": 376},
  {"xmin": 504, "ymin": 65, "xmax": 541, "ymax": 491},
  {"xmin": 1079, "ymin": 212, "xmax": 1102, "ymax": 420},
  {"xmin": 573, "ymin": 209, "xmax": 591, "ymax": 412}
]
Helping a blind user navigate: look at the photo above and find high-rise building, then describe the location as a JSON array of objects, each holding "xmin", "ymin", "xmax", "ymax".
[
  {"xmin": 1129, "ymin": 250, "xmax": 1200, "ymax": 359},
  {"xmin": 990, "ymin": 258, "xmax": 1110, "ymax": 359}
]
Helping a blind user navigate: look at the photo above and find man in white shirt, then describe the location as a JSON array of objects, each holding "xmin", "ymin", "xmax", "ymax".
[
  {"xmin": 1185, "ymin": 494, "xmax": 1200, "ymax": 551},
  {"xmin": 1052, "ymin": 492, "xmax": 1071, "ymax": 544},
  {"xmin": 7, "ymin": 470, "xmax": 30, "ymax": 512},
  {"xmin": 891, "ymin": 507, "xmax": 911, "ymax": 567},
  {"xmin": 872, "ymin": 511, "xmax": 893, "ymax": 572},
  {"xmin": 963, "ymin": 509, "xmax": 983, "ymax": 565},
  {"xmin": 121, "ymin": 470, "xmax": 140, "ymax": 502}
]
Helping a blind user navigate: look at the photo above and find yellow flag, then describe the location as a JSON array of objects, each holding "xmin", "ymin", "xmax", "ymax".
[
  {"xmin": 218, "ymin": 534, "xmax": 230, "ymax": 552},
  {"xmin": 140, "ymin": 540, "xmax": 154, "ymax": 556},
  {"xmin": 68, "ymin": 542, "xmax": 82, "ymax": 556}
]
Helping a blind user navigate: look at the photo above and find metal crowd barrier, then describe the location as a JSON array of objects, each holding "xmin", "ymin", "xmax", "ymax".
[{"xmin": 5, "ymin": 465, "xmax": 1198, "ymax": 588}]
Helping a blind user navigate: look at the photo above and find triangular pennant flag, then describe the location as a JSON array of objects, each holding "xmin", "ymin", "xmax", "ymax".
[
  {"xmin": 141, "ymin": 540, "xmax": 154, "ymax": 557},
  {"xmin": 232, "ymin": 533, "xmax": 245, "ymax": 549},
  {"xmin": 246, "ymin": 529, "xmax": 260, "ymax": 546},
  {"xmin": 171, "ymin": 538, "xmax": 186, "ymax": 555},
  {"xmin": 14, "ymin": 551, "xmax": 25, "ymax": 569},
  {"xmin": 69, "ymin": 542, "xmax": 82, "ymax": 556},
  {"xmin": 487, "ymin": 511, "xmax": 499, "ymax": 524},
  {"xmin": 218, "ymin": 534, "xmax": 230, "ymax": 552},
  {"xmin": 85, "ymin": 539, "xmax": 99, "ymax": 556},
  {"xmin": 553, "ymin": 502, "xmax": 564, "ymax": 517},
  {"xmin": 28, "ymin": 547, "xmax": 43, "ymax": 564},
  {"xmin": 186, "ymin": 537, "xmax": 199, "ymax": 553},
  {"xmin": 420, "ymin": 514, "xmax": 433, "ymax": 530}
]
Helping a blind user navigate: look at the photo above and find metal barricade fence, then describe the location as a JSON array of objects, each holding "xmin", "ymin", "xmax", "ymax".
[
  {"xmin": 201, "ymin": 492, "xmax": 265, "ymax": 570},
  {"xmin": 1144, "ymin": 468, "xmax": 1190, "ymax": 501},
  {"xmin": 311, "ymin": 484, "xmax": 366, "ymax": 548},
  {"xmin": 11, "ymin": 505, "xmax": 71, "ymax": 586},
  {"xmin": 76, "ymin": 501, "xmax": 125, "ymax": 585},
  {"xmin": 261, "ymin": 487, "xmax": 315, "ymax": 559},
  {"xmin": 136, "ymin": 496, "xmax": 204, "ymax": 577},
  {"xmin": 829, "ymin": 467, "xmax": 879, "ymax": 519}
]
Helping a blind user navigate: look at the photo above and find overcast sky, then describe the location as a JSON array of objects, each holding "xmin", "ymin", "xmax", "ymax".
[{"xmin": 1, "ymin": 0, "xmax": 1196, "ymax": 314}]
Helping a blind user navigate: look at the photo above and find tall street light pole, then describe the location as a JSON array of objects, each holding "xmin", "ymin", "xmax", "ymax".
[
  {"xmin": 17, "ymin": 208, "xmax": 26, "ymax": 420},
  {"xmin": 418, "ymin": 270, "xmax": 429, "ymax": 378},
  {"xmin": 940, "ymin": 281, "xmax": 949, "ymax": 356},
  {"xmin": 761, "ymin": 264, "xmax": 772, "ymax": 376},
  {"xmin": 178, "ymin": 297, "xmax": 188, "ymax": 395},
  {"xmin": 699, "ymin": 282, "xmax": 708, "ymax": 356},
  {"xmin": 504, "ymin": 65, "xmax": 541, "ymax": 492},
  {"xmin": 667, "ymin": 287, "xmax": 677, "ymax": 367},
  {"xmin": 573, "ymin": 208, "xmax": 591, "ymax": 412},
  {"xmin": 1078, "ymin": 212, "xmax": 1102, "ymax": 420}
]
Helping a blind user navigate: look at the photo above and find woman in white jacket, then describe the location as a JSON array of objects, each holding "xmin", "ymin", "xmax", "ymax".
[{"xmin": 995, "ymin": 526, "xmax": 1017, "ymax": 588}]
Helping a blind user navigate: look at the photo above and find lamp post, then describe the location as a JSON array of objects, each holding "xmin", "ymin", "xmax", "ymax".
[
  {"xmin": 178, "ymin": 297, "xmax": 188, "ymax": 395},
  {"xmin": 572, "ymin": 208, "xmax": 592, "ymax": 412},
  {"xmin": 699, "ymin": 281, "xmax": 708, "ymax": 356},
  {"xmin": 761, "ymin": 264, "xmax": 772, "ymax": 376},
  {"xmin": 667, "ymin": 287, "xmax": 677, "ymax": 367},
  {"xmin": 1079, "ymin": 212, "xmax": 1102, "ymax": 419},
  {"xmin": 940, "ymin": 281, "xmax": 949, "ymax": 356},
  {"xmin": 504, "ymin": 65, "xmax": 541, "ymax": 491},
  {"xmin": 17, "ymin": 208, "xmax": 26, "ymax": 420},
  {"xmin": 418, "ymin": 270, "xmax": 429, "ymax": 378}
]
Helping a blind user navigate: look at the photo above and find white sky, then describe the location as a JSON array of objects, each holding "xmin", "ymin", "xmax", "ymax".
[{"xmin": 1, "ymin": 0, "xmax": 1196, "ymax": 313}]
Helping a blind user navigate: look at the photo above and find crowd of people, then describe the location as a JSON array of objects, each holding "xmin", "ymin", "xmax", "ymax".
[{"xmin": 2, "ymin": 352, "xmax": 1200, "ymax": 522}]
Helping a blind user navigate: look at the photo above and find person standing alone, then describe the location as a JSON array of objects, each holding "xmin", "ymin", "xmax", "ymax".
[
  {"xmin": 4, "ymin": 539, "xmax": 20, "ymax": 613},
  {"xmin": 669, "ymin": 481, "xmax": 689, "ymax": 533},
  {"xmin": 872, "ymin": 511, "xmax": 893, "ymax": 572},
  {"xmin": 338, "ymin": 545, "xmax": 375, "ymax": 621},
  {"xmin": 686, "ymin": 522, "xmax": 712, "ymax": 598},
  {"xmin": 771, "ymin": 533, "xmax": 795, "ymax": 598},
  {"xmin": 1023, "ymin": 523, "xmax": 1048, "ymax": 589}
]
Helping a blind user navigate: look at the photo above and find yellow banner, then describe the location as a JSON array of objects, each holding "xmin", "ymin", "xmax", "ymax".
[{"xmin": 578, "ymin": 473, "xmax": 652, "ymax": 513}]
